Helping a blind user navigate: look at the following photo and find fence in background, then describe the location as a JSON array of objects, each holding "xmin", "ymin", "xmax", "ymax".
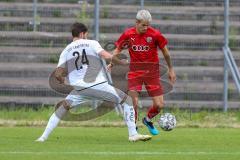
[{"xmin": 0, "ymin": 0, "xmax": 239, "ymax": 112}]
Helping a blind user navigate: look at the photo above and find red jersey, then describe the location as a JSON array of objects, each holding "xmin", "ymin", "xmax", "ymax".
[{"xmin": 115, "ymin": 26, "xmax": 168, "ymax": 63}]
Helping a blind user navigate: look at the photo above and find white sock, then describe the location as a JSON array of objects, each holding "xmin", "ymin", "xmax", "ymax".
[
  {"xmin": 40, "ymin": 112, "xmax": 61, "ymax": 140},
  {"xmin": 122, "ymin": 103, "xmax": 138, "ymax": 137},
  {"xmin": 145, "ymin": 116, "xmax": 151, "ymax": 122}
]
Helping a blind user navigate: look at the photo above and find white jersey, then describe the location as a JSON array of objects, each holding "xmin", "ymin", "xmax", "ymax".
[{"xmin": 57, "ymin": 39, "xmax": 107, "ymax": 87}]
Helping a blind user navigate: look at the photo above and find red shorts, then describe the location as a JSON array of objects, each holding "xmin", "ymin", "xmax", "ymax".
[{"xmin": 127, "ymin": 63, "xmax": 163, "ymax": 97}]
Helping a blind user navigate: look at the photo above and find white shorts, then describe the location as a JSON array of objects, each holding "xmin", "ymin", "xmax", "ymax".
[{"xmin": 66, "ymin": 82, "xmax": 126, "ymax": 107}]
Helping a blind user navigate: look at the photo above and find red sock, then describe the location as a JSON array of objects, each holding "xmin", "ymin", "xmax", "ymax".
[{"xmin": 147, "ymin": 105, "xmax": 160, "ymax": 119}]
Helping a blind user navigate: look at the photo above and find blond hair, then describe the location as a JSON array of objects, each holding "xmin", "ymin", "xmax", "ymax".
[{"xmin": 136, "ymin": 9, "xmax": 152, "ymax": 22}]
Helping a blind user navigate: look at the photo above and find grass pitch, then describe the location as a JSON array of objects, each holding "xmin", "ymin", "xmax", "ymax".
[{"xmin": 0, "ymin": 127, "xmax": 240, "ymax": 160}]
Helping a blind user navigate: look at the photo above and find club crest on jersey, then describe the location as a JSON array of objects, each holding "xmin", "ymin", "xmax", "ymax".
[{"xmin": 146, "ymin": 37, "xmax": 152, "ymax": 43}]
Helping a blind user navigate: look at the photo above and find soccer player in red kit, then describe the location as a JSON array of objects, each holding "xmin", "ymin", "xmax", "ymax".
[{"xmin": 108, "ymin": 10, "xmax": 176, "ymax": 135}]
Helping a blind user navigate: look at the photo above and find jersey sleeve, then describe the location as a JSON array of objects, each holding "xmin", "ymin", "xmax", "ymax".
[
  {"xmin": 57, "ymin": 48, "xmax": 68, "ymax": 68},
  {"xmin": 155, "ymin": 31, "xmax": 168, "ymax": 49},
  {"xmin": 92, "ymin": 40, "xmax": 104, "ymax": 54},
  {"xmin": 115, "ymin": 31, "xmax": 129, "ymax": 50}
]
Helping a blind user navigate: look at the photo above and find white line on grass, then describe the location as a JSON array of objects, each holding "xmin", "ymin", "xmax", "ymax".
[{"xmin": 0, "ymin": 151, "xmax": 240, "ymax": 155}]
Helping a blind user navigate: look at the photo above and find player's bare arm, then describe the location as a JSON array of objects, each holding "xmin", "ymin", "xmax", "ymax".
[
  {"xmin": 106, "ymin": 48, "xmax": 128, "ymax": 71},
  {"xmin": 161, "ymin": 46, "xmax": 176, "ymax": 84},
  {"xmin": 99, "ymin": 50, "xmax": 113, "ymax": 60},
  {"xmin": 107, "ymin": 48, "xmax": 128, "ymax": 70},
  {"xmin": 100, "ymin": 49, "xmax": 125, "ymax": 64},
  {"xmin": 55, "ymin": 67, "xmax": 67, "ymax": 84},
  {"xmin": 112, "ymin": 48, "xmax": 127, "ymax": 64}
]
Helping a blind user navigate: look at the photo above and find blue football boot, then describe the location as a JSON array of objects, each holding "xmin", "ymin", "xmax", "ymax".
[{"xmin": 142, "ymin": 117, "xmax": 159, "ymax": 135}]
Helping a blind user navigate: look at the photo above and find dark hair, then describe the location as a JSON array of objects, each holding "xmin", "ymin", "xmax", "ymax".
[{"xmin": 71, "ymin": 22, "xmax": 88, "ymax": 37}]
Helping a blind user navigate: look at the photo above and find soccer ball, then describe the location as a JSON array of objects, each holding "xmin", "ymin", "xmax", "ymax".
[{"xmin": 158, "ymin": 113, "xmax": 176, "ymax": 131}]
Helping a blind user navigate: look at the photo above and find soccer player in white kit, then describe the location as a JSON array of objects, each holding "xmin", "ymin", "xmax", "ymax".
[{"xmin": 36, "ymin": 23, "xmax": 151, "ymax": 142}]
